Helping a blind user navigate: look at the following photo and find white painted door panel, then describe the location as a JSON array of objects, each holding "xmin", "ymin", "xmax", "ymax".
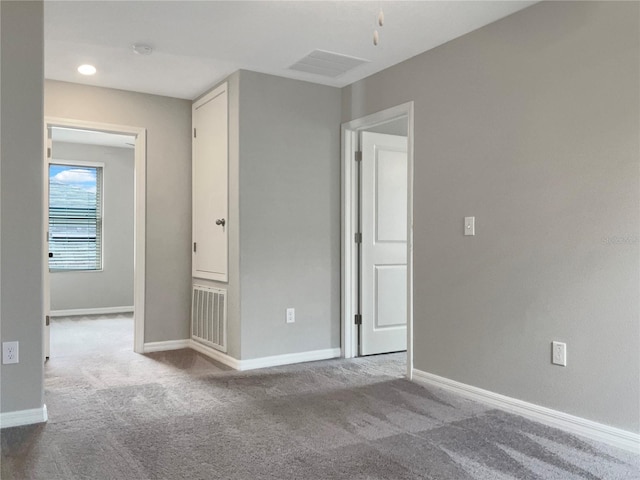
[
  {"xmin": 360, "ymin": 132, "xmax": 407, "ymax": 355},
  {"xmin": 193, "ymin": 85, "xmax": 228, "ymax": 281}
]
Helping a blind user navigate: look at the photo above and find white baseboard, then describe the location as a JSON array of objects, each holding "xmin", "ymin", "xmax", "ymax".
[
  {"xmin": 189, "ymin": 340, "xmax": 241, "ymax": 369},
  {"xmin": 143, "ymin": 339, "xmax": 191, "ymax": 353},
  {"xmin": 237, "ymin": 347, "xmax": 341, "ymax": 371},
  {"xmin": 0, "ymin": 405, "xmax": 48, "ymax": 429},
  {"xmin": 189, "ymin": 340, "xmax": 340, "ymax": 371},
  {"xmin": 412, "ymin": 369, "xmax": 640, "ymax": 454},
  {"xmin": 51, "ymin": 306, "xmax": 134, "ymax": 317},
  {"xmin": 142, "ymin": 338, "xmax": 341, "ymax": 372}
]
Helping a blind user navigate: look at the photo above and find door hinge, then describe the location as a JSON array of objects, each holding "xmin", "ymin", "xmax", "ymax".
[
  {"xmin": 354, "ymin": 232, "xmax": 362, "ymax": 244},
  {"xmin": 354, "ymin": 314, "xmax": 362, "ymax": 325},
  {"xmin": 47, "ymin": 147, "xmax": 51, "ymax": 159},
  {"xmin": 193, "ymin": 242, "xmax": 197, "ymax": 253},
  {"xmin": 45, "ymin": 315, "xmax": 50, "ymax": 326},
  {"xmin": 354, "ymin": 151, "xmax": 362, "ymax": 162},
  {"xmin": 193, "ymin": 128, "xmax": 197, "ymax": 138}
]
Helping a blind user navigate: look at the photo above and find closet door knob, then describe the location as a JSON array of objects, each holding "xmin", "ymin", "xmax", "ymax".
[{"xmin": 215, "ymin": 218, "xmax": 226, "ymax": 227}]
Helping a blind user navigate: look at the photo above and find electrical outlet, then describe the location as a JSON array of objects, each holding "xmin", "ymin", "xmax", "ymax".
[
  {"xmin": 552, "ymin": 341, "xmax": 566, "ymax": 366},
  {"xmin": 2, "ymin": 341, "xmax": 19, "ymax": 364},
  {"xmin": 286, "ymin": 308, "xmax": 295, "ymax": 324}
]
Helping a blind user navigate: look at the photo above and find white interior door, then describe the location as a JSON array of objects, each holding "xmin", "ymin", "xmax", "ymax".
[
  {"xmin": 360, "ymin": 132, "xmax": 408, "ymax": 355},
  {"xmin": 192, "ymin": 84, "xmax": 228, "ymax": 282},
  {"xmin": 44, "ymin": 127, "xmax": 51, "ymax": 360}
]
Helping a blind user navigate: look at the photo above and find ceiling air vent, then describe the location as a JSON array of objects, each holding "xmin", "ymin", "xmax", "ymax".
[{"xmin": 289, "ymin": 50, "xmax": 370, "ymax": 78}]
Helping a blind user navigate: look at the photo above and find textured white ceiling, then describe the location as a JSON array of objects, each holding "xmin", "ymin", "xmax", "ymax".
[{"xmin": 44, "ymin": 1, "xmax": 536, "ymax": 100}]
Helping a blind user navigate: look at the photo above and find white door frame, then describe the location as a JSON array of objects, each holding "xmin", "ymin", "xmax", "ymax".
[
  {"xmin": 341, "ymin": 102, "xmax": 415, "ymax": 379},
  {"xmin": 44, "ymin": 117, "xmax": 147, "ymax": 354}
]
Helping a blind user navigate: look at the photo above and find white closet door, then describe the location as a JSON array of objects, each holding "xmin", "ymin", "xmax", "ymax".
[
  {"xmin": 360, "ymin": 132, "xmax": 408, "ymax": 355},
  {"xmin": 193, "ymin": 84, "xmax": 228, "ymax": 282}
]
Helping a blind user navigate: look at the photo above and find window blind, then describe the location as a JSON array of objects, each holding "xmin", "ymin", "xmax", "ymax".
[{"xmin": 49, "ymin": 164, "xmax": 103, "ymax": 271}]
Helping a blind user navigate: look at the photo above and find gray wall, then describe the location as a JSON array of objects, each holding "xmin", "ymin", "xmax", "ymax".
[
  {"xmin": 342, "ymin": 1, "xmax": 639, "ymax": 433},
  {"xmin": 50, "ymin": 142, "xmax": 134, "ymax": 312},
  {"xmin": 45, "ymin": 81, "xmax": 192, "ymax": 343},
  {"xmin": 195, "ymin": 71, "xmax": 342, "ymax": 360},
  {"xmin": 0, "ymin": 0, "xmax": 45, "ymax": 413},
  {"xmin": 238, "ymin": 71, "xmax": 341, "ymax": 359}
]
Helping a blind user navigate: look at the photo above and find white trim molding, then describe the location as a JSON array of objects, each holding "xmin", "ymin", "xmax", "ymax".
[
  {"xmin": 190, "ymin": 340, "xmax": 340, "ymax": 371},
  {"xmin": 340, "ymin": 102, "xmax": 415, "ymax": 380},
  {"xmin": 412, "ymin": 369, "xmax": 640, "ymax": 454},
  {"xmin": 142, "ymin": 340, "xmax": 191, "ymax": 353},
  {"xmin": 45, "ymin": 117, "xmax": 147, "ymax": 355},
  {"xmin": 51, "ymin": 306, "xmax": 134, "ymax": 317},
  {"xmin": 0, "ymin": 405, "xmax": 48, "ymax": 429},
  {"xmin": 189, "ymin": 340, "xmax": 241, "ymax": 369},
  {"xmin": 237, "ymin": 348, "xmax": 341, "ymax": 371},
  {"xmin": 141, "ymin": 339, "xmax": 341, "ymax": 372}
]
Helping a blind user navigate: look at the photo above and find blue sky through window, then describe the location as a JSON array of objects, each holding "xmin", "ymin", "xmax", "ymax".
[{"xmin": 49, "ymin": 165, "xmax": 97, "ymax": 194}]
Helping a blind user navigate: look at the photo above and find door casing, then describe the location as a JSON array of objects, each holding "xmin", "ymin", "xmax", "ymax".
[
  {"xmin": 44, "ymin": 117, "xmax": 147, "ymax": 354},
  {"xmin": 340, "ymin": 102, "xmax": 415, "ymax": 379}
]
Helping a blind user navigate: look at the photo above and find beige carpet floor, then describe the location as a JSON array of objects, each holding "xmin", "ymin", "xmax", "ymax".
[{"xmin": 1, "ymin": 314, "xmax": 638, "ymax": 479}]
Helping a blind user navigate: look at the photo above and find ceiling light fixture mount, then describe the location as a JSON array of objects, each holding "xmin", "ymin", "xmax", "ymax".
[
  {"xmin": 132, "ymin": 43, "xmax": 153, "ymax": 56},
  {"xmin": 373, "ymin": 8, "xmax": 384, "ymax": 46},
  {"xmin": 77, "ymin": 64, "xmax": 97, "ymax": 75}
]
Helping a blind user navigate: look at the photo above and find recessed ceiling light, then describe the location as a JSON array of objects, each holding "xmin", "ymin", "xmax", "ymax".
[{"xmin": 77, "ymin": 64, "xmax": 97, "ymax": 75}]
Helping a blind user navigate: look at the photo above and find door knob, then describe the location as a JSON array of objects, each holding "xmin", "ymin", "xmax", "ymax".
[{"xmin": 215, "ymin": 218, "xmax": 226, "ymax": 227}]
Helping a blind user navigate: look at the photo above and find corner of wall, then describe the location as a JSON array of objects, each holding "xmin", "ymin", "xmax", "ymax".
[{"xmin": 0, "ymin": 0, "xmax": 45, "ymax": 415}]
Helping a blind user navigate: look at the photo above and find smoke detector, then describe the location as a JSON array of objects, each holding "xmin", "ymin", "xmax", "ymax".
[{"xmin": 132, "ymin": 43, "xmax": 153, "ymax": 56}]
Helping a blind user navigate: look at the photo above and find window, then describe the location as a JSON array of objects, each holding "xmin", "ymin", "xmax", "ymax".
[{"xmin": 49, "ymin": 163, "xmax": 103, "ymax": 271}]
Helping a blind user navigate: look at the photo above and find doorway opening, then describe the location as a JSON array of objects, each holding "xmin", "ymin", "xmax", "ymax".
[
  {"xmin": 341, "ymin": 103, "xmax": 415, "ymax": 379},
  {"xmin": 43, "ymin": 118, "xmax": 147, "ymax": 357}
]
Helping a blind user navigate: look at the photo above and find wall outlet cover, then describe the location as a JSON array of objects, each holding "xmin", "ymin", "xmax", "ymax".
[
  {"xmin": 2, "ymin": 341, "xmax": 19, "ymax": 364},
  {"xmin": 286, "ymin": 308, "xmax": 295, "ymax": 324},
  {"xmin": 464, "ymin": 216, "xmax": 475, "ymax": 236}
]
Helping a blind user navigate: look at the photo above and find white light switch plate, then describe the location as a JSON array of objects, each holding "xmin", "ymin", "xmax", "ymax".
[
  {"xmin": 464, "ymin": 217, "xmax": 475, "ymax": 236},
  {"xmin": 552, "ymin": 341, "xmax": 567, "ymax": 366}
]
